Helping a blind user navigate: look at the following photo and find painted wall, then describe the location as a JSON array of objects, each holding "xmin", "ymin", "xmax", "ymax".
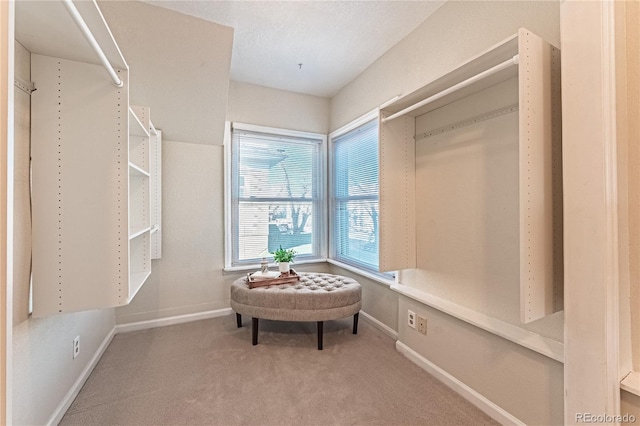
[
  {"xmin": 98, "ymin": 2, "xmax": 332, "ymax": 324},
  {"xmin": 399, "ymin": 295, "xmax": 563, "ymax": 425},
  {"xmin": 11, "ymin": 41, "xmax": 116, "ymax": 426},
  {"xmin": 330, "ymin": 1, "xmax": 560, "ymax": 131},
  {"xmin": 330, "ymin": 1, "xmax": 562, "ymax": 424},
  {"xmin": 114, "ymin": 83, "xmax": 330, "ymax": 322},
  {"xmin": 98, "ymin": 0, "xmax": 234, "ymax": 146},
  {"xmin": 227, "ymin": 81, "xmax": 330, "ymax": 134},
  {"xmin": 115, "ymin": 140, "xmax": 227, "ymax": 323},
  {"xmin": 622, "ymin": 392, "xmax": 640, "ymax": 422},
  {"xmin": 225, "ymin": 82, "xmax": 397, "ymax": 331},
  {"xmin": 327, "ymin": 264, "xmax": 398, "ymax": 334}
]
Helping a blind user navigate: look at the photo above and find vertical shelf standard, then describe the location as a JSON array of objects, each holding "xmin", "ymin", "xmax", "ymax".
[
  {"xmin": 517, "ymin": 29, "xmax": 563, "ymax": 323},
  {"xmin": 150, "ymin": 123, "xmax": 162, "ymax": 259},
  {"xmin": 378, "ymin": 113, "xmax": 416, "ymax": 272}
]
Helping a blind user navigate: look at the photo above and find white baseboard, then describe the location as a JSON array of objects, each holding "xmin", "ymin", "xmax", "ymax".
[
  {"xmin": 360, "ymin": 310, "xmax": 398, "ymax": 340},
  {"xmin": 115, "ymin": 307, "xmax": 234, "ymax": 334},
  {"xmin": 396, "ymin": 341, "xmax": 524, "ymax": 426},
  {"xmin": 47, "ymin": 327, "xmax": 116, "ymax": 426}
]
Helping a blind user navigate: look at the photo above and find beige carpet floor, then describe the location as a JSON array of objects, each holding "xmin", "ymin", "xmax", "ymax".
[{"xmin": 60, "ymin": 314, "xmax": 499, "ymax": 426}]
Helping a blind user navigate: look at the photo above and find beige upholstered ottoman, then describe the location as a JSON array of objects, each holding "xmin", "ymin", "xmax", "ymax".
[{"xmin": 230, "ymin": 272, "xmax": 362, "ymax": 350}]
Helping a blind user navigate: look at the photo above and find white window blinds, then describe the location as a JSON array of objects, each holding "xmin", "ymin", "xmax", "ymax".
[
  {"xmin": 231, "ymin": 126, "xmax": 324, "ymax": 265},
  {"xmin": 332, "ymin": 119, "xmax": 379, "ymax": 271}
]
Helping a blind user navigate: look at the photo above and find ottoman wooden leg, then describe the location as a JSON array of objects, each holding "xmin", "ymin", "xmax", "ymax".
[
  {"xmin": 353, "ymin": 312, "xmax": 359, "ymax": 334},
  {"xmin": 252, "ymin": 318, "xmax": 259, "ymax": 345},
  {"xmin": 317, "ymin": 321, "xmax": 323, "ymax": 350},
  {"xmin": 236, "ymin": 313, "xmax": 242, "ymax": 328}
]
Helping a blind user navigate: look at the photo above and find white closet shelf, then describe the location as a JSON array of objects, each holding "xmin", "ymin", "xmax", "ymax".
[
  {"xmin": 622, "ymin": 371, "xmax": 640, "ymax": 397},
  {"xmin": 129, "ymin": 226, "xmax": 152, "ymax": 240},
  {"xmin": 383, "ymin": 34, "xmax": 520, "ymax": 120},
  {"xmin": 129, "ymin": 271, "xmax": 151, "ymax": 302},
  {"xmin": 129, "ymin": 162, "xmax": 150, "ymax": 177},
  {"xmin": 150, "ymin": 121, "xmax": 159, "ymax": 136},
  {"xmin": 129, "ymin": 107, "xmax": 150, "ymax": 137}
]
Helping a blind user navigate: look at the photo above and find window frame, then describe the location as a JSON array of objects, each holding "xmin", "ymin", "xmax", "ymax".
[
  {"xmin": 328, "ymin": 110, "xmax": 386, "ymax": 276},
  {"xmin": 224, "ymin": 122, "xmax": 327, "ymax": 270}
]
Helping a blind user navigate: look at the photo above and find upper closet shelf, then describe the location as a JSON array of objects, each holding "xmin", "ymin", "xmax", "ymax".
[
  {"xmin": 15, "ymin": 0, "xmax": 127, "ymax": 70},
  {"xmin": 382, "ymin": 32, "xmax": 521, "ymax": 120}
]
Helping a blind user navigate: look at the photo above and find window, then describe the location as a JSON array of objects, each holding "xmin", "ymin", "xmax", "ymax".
[
  {"xmin": 330, "ymin": 117, "xmax": 380, "ymax": 272},
  {"xmin": 228, "ymin": 123, "xmax": 325, "ymax": 267}
]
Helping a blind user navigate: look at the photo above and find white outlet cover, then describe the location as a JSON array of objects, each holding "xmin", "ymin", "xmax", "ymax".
[{"xmin": 408, "ymin": 310, "xmax": 416, "ymax": 329}]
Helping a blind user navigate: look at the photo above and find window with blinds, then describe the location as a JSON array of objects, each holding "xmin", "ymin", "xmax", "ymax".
[
  {"xmin": 331, "ymin": 119, "xmax": 379, "ymax": 271},
  {"xmin": 230, "ymin": 125, "xmax": 324, "ymax": 266}
]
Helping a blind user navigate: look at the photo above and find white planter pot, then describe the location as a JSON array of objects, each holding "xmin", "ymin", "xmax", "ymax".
[{"xmin": 278, "ymin": 262, "xmax": 290, "ymax": 274}]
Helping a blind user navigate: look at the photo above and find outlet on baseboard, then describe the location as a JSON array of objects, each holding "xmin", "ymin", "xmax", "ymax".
[
  {"xmin": 73, "ymin": 336, "xmax": 80, "ymax": 359},
  {"xmin": 417, "ymin": 316, "xmax": 427, "ymax": 335},
  {"xmin": 408, "ymin": 310, "xmax": 416, "ymax": 329}
]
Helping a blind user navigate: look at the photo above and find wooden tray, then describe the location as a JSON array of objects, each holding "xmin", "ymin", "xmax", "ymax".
[{"xmin": 247, "ymin": 269, "xmax": 300, "ymax": 289}]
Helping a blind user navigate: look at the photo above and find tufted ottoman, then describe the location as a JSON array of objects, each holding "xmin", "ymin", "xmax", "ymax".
[{"xmin": 230, "ymin": 272, "xmax": 362, "ymax": 350}]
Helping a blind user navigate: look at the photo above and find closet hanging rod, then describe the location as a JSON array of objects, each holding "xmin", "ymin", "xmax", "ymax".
[
  {"xmin": 382, "ymin": 54, "xmax": 519, "ymax": 123},
  {"xmin": 62, "ymin": 0, "xmax": 124, "ymax": 88}
]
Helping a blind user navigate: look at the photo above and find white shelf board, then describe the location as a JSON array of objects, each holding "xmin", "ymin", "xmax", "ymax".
[
  {"xmin": 15, "ymin": 0, "xmax": 127, "ymax": 69},
  {"xmin": 128, "ymin": 270, "xmax": 151, "ymax": 303},
  {"xmin": 129, "ymin": 226, "xmax": 152, "ymax": 240},
  {"xmin": 129, "ymin": 162, "xmax": 150, "ymax": 177},
  {"xmin": 383, "ymin": 34, "xmax": 519, "ymax": 119},
  {"xmin": 621, "ymin": 371, "xmax": 640, "ymax": 396},
  {"xmin": 392, "ymin": 283, "xmax": 564, "ymax": 362},
  {"xmin": 129, "ymin": 107, "xmax": 150, "ymax": 138}
]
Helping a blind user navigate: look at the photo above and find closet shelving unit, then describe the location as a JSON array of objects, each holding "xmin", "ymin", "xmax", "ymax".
[
  {"xmin": 128, "ymin": 105, "xmax": 151, "ymax": 298},
  {"xmin": 379, "ymin": 28, "xmax": 562, "ymax": 323},
  {"xmin": 17, "ymin": 0, "xmax": 160, "ymax": 317}
]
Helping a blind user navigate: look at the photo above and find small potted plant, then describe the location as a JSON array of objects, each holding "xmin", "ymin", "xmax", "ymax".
[{"xmin": 272, "ymin": 245, "xmax": 296, "ymax": 274}]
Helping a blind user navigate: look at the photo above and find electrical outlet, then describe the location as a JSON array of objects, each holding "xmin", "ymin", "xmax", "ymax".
[
  {"xmin": 417, "ymin": 316, "xmax": 427, "ymax": 335},
  {"xmin": 73, "ymin": 336, "xmax": 80, "ymax": 359},
  {"xmin": 408, "ymin": 310, "xmax": 416, "ymax": 329}
]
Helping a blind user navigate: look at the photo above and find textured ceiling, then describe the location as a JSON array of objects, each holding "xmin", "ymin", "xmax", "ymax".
[{"xmin": 143, "ymin": 1, "xmax": 445, "ymax": 98}]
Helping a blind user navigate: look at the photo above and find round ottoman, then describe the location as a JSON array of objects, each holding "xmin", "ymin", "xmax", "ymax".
[{"xmin": 230, "ymin": 272, "xmax": 362, "ymax": 350}]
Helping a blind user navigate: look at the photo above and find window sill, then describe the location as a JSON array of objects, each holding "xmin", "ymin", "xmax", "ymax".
[
  {"xmin": 223, "ymin": 258, "xmax": 327, "ymax": 273},
  {"xmin": 224, "ymin": 258, "xmax": 396, "ymax": 288},
  {"xmin": 326, "ymin": 258, "xmax": 396, "ymax": 287}
]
